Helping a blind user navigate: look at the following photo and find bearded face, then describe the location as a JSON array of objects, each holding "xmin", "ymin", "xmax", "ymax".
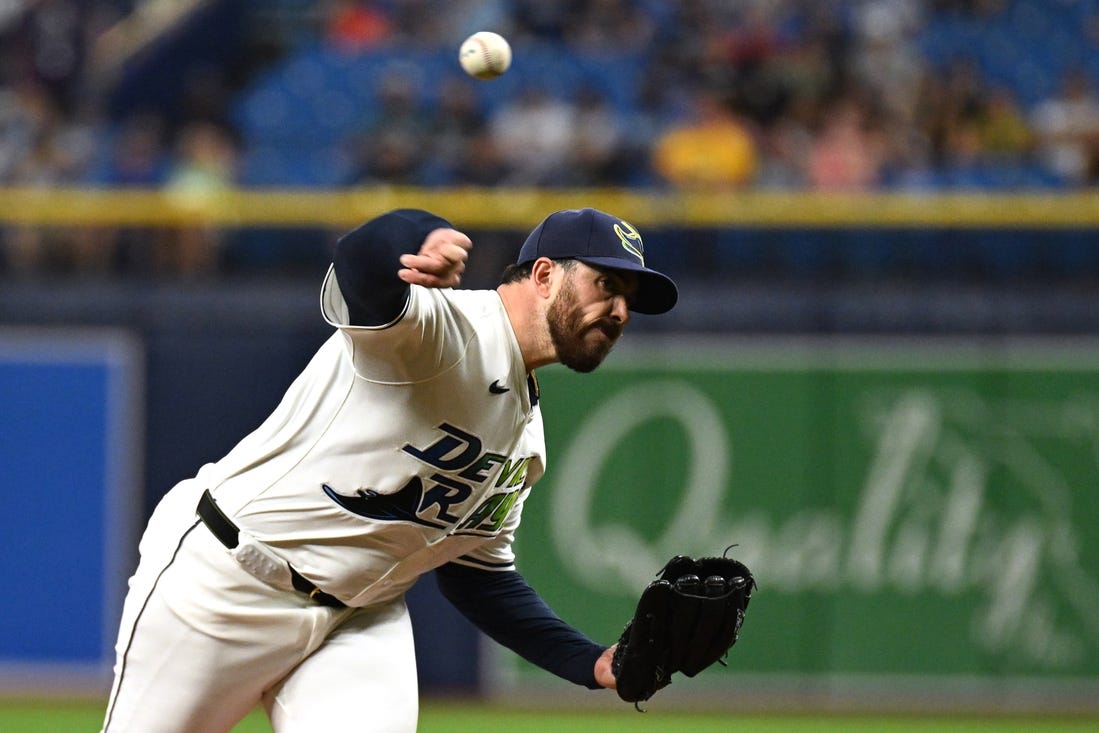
[{"xmin": 546, "ymin": 269, "xmax": 624, "ymax": 373}]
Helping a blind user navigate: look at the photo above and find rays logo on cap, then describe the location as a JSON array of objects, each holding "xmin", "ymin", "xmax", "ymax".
[{"xmin": 613, "ymin": 220, "xmax": 644, "ymax": 264}]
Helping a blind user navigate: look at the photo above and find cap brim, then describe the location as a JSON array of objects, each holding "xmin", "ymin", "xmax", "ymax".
[{"xmin": 575, "ymin": 256, "xmax": 678, "ymax": 315}]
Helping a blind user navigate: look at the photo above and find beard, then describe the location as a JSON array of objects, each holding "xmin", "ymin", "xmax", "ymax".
[{"xmin": 547, "ymin": 277, "xmax": 622, "ymax": 373}]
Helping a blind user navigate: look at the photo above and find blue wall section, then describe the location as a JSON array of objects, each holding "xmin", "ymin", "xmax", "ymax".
[
  {"xmin": 0, "ymin": 332, "xmax": 142, "ymax": 679},
  {"xmin": 0, "ymin": 362, "xmax": 109, "ymax": 660}
]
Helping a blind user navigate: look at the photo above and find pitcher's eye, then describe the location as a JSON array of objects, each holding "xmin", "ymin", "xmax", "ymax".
[{"xmin": 599, "ymin": 277, "xmax": 625, "ymax": 299}]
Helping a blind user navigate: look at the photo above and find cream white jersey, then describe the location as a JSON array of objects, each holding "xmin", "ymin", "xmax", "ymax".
[{"xmin": 192, "ymin": 267, "xmax": 546, "ymax": 608}]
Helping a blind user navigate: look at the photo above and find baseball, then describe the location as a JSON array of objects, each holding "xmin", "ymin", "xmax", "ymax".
[{"xmin": 459, "ymin": 31, "xmax": 512, "ymax": 80}]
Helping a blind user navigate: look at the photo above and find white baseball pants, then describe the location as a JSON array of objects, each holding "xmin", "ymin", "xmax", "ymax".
[{"xmin": 101, "ymin": 480, "xmax": 418, "ymax": 733}]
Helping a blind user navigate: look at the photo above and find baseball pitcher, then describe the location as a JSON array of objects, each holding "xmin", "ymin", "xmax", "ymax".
[{"xmin": 100, "ymin": 208, "xmax": 745, "ymax": 733}]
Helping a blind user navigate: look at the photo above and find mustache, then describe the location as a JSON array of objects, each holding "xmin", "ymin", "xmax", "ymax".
[{"xmin": 590, "ymin": 319, "xmax": 623, "ymax": 341}]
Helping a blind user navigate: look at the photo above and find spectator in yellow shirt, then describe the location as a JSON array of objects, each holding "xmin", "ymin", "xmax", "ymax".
[{"xmin": 652, "ymin": 90, "xmax": 758, "ymax": 188}]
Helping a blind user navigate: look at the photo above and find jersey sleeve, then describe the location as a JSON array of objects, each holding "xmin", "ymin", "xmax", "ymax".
[
  {"xmin": 329, "ymin": 208, "xmax": 453, "ymax": 327},
  {"xmin": 320, "ymin": 267, "xmax": 473, "ymax": 384},
  {"xmin": 318, "ymin": 208, "xmax": 469, "ymax": 383}
]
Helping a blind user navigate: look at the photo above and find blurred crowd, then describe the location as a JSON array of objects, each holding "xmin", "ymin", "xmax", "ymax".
[
  {"xmin": 318, "ymin": 0, "xmax": 1099, "ymax": 190},
  {"xmin": 2, "ymin": 0, "xmax": 1099, "ymax": 276}
]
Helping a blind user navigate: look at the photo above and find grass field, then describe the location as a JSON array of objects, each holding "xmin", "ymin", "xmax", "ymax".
[{"xmin": 4, "ymin": 700, "xmax": 1098, "ymax": 733}]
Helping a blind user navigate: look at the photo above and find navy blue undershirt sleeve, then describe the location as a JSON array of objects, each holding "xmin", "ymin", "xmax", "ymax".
[
  {"xmin": 434, "ymin": 562, "xmax": 608, "ymax": 689},
  {"xmin": 332, "ymin": 209, "xmax": 453, "ymax": 326}
]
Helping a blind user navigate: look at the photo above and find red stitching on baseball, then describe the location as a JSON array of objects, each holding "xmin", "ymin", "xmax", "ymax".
[{"xmin": 475, "ymin": 37, "xmax": 493, "ymax": 72}]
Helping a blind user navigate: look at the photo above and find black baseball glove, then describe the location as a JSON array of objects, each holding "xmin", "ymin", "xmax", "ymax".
[{"xmin": 610, "ymin": 552, "xmax": 755, "ymax": 705}]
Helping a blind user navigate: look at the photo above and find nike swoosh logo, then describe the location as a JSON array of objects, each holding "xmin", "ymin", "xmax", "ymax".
[{"xmin": 489, "ymin": 379, "xmax": 510, "ymax": 394}]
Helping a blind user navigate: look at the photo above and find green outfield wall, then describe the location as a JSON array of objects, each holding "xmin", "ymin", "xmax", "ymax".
[{"xmin": 507, "ymin": 338, "xmax": 1099, "ymax": 703}]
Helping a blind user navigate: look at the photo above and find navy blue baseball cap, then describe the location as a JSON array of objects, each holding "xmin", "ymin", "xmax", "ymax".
[{"xmin": 517, "ymin": 208, "xmax": 678, "ymax": 314}]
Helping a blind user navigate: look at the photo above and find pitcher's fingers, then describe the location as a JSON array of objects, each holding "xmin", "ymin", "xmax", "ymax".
[
  {"xmin": 398, "ymin": 252, "xmax": 467, "ymax": 277},
  {"xmin": 421, "ymin": 229, "xmax": 472, "ymax": 261},
  {"xmin": 397, "ymin": 263, "xmax": 465, "ymax": 288},
  {"xmin": 398, "ymin": 248, "xmax": 468, "ymax": 274}
]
